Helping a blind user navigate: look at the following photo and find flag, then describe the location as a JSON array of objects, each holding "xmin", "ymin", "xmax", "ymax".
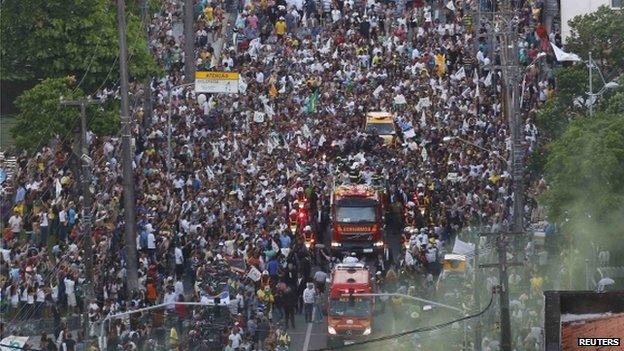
[
  {"xmin": 452, "ymin": 66, "xmax": 466, "ymax": 80},
  {"xmin": 452, "ymin": 238, "xmax": 475, "ymax": 255},
  {"xmin": 205, "ymin": 165, "xmax": 215, "ymax": 180},
  {"xmin": 403, "ymin": 128, "xmax": 416, "ymax": 139},
  {"xmin": 233, "ymin": 137, "xmax": 239, "ymax": 152},
  {"xmin": 472, "ymin": 69, "xmax": 479, "ymax": 85},
  {"xmin": 269, "ymin": 83, "xmax": 278, "ymax": 98},
  {"xmin": 247, "ymin": 266, "xmax": 262, "ymax": 282},
  {"xmin": 306, "ymin": 90, "xmax": 319, "ymax": 113},
  {"xmin": 550, "ymin": 43, "xmax": 581, "ymax": 62},
  {"xmin": 484, "ymin": 71, "xmax": 492, "ymax": 87},
  {"xmin": 373, "ymin": 85, "xmax": 384, "ymax": 98},
  {"xmin": 318, "ymin": 134, "xmax": 326, "ymax": 146},
  {"xmin": 253, "ymin": 111, "xmax": 266, "ymax": 123},
  {"xmin": 446, "ymin": 0, "xmax": 456, "ymax": 11}
]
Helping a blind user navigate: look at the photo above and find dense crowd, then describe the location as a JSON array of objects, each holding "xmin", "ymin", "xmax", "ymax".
[{"xmin": 0, "ymin": 0, "xmax": 561, "ymax": 349}]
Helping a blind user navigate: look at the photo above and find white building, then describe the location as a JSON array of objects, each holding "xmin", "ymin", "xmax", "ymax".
[{"xmin": 560, "ymin": 0, "xmax": 622, "ymax": 43}]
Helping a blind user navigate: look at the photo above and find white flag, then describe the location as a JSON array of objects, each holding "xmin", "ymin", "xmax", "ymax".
[
  {"xmin": 472, "ymin": 69, "xmax": 479, "ymax": 85},
  {"xmin": 253, "ymin": 111, "xmax": 265, "ymax": 123},
  {"xmin": 446, "ymin": 0, "xmax": 456, "ymax": 11},
  {"xmin": 484, "ymin": 71, "xmax": 492, "ymax": 87},
  {"xmin": 550, "ymin": 43, "xmax": 581, "ymax": 62},
  {"xmin": 452, "ymin": 238, "xmax": 475, "ymax": 255},
  {"xmin": 452, "ymin": 66, "xmax": 466, "ymax": 80},
  {"xmin": 318, "ymin": 134, "xmax": 326, "ymax": 146},
  {"xmin": 205, "ymin": 165, "xmax": 215, "ymax": 180},
  {"xmin": 373, "ymin": 85, "xmax": 384, "ymax": 98},
  {"xmin": 247, "ymin": 266, "xmax": 262, "ymax": 282},
  {"xmin": 233, "ymin": 138, "xmax": 239, "ymax": 152},
  {"xmin": 403, "ymin": 128, "xmax": 416, "ymax": 139},
  {"xmin": 302, "ymin": 124, "xmax": 312, "ymax": 138},
  {"xmin": 55, "ymin": 178, "xmax": 63, "ymax": 198}
]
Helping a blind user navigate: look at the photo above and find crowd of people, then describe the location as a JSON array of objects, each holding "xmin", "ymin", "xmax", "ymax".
[{"xmin": 0, "ymin": 0, "xmax": 563, "ymax": 349}]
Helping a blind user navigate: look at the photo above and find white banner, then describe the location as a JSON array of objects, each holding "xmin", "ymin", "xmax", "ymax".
[
  {"xmin": 550, "ymin": 43, "xmax": 581, "ymax": 62},
  {"xmin": 1, "ymin": 336, "xmax": 29, "ymax": 351},
  {"xmin": 247, "ymin": 266, "xmax": 262, "ymax": 282},
  {"xmin": 253, "ymin": 111, "xmax": 266, "ymax": 123},
  {"xmin": 452, "ymin": 238, "xmax": 475, "ymax": 255}
]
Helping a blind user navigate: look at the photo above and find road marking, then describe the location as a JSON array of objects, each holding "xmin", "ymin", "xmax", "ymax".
[{"xmin": 302, "ymin": 307, "xmax": 315, "ymax": 351}]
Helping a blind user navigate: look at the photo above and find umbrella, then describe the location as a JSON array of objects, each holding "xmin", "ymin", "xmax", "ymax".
[{"xmin": 597, "ymin": 277, "xmax": 615, "ymax": 292}]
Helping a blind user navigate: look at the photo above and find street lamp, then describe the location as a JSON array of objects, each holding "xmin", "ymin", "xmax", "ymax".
[
  {"xmin": 585, "ymin": 52, "xmax": 620, "ymax": 117},
  {"xmin": 442, "ymin": 136, "xmax": 508, "ymax": 165},
  {"xmin": 167, "ymin": 82, "xmax": 195, "ymax": 175}
]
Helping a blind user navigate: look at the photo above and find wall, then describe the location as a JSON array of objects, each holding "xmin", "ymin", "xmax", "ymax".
[{"xmin": 560, "ymin": 0, "xmax": 610, "ymax": 43}]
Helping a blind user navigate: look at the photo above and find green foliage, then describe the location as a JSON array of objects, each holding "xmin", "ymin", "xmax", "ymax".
[
  {"xmin": 543, "ymin": 113, "xmax": 624, "ymax": 257},
  {"xmin": 0, "ymin": 0, "xmax": 159, "ymax": 91},
  {"xmin": 566, "ymin": 6, "xmax": 624, "ymax": 72},
  {"xmin": 11, "ymin": 78, "xmax": 119, "ymax": 152},
  {"xmin": 536, "ymin": 94, "xmax": 574, "ymax": 141}
]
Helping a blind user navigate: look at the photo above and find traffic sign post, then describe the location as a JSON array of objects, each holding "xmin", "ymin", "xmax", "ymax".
[{"xmin": 195, "ymin": 71, "xmax": 240, "ymax": 94}]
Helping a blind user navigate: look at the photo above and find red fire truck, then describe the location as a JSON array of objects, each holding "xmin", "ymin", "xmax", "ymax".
[
  {"xmin": 330, "ymin": 184, "xmax": 385, "ymax": 255},
  {"xmin": 327, "ymin": 263, "xmax": 374, "ymax": 346}
]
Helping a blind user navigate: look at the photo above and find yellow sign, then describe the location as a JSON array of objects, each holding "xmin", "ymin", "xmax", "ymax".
[{"xmin": 195, "ymin": 71, "xmax": 239, "ymax": 80}]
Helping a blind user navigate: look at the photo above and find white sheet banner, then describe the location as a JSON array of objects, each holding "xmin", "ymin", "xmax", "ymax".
[
  {"xmin": 1, "ymin": 336, "xmax": 29, "ymax": 351},
  {"xmin": 452, "ymin": 238, "xmax": 475, "ymax": 255}
]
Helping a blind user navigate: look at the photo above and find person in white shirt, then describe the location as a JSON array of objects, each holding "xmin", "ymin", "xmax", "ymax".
[
  {"xmin": 64, "ymin": 275, "xmax": 77, "ymax": 311},
  {"xmin": 147, "ymin": 230, "xmax": 156, "ymax": 251},
  {"xmin": 58, "ymin": 207, "xmax": 68, "ymax": 243},
  {"xmin": 313, "ymin": 269, "xmax": 328, "ymax": 293},
  {"xmin": 8, "ymin": 213, "xmax": 22, "ymax": 237},
  {"xmin": 39, "ymin": 210, "xmax": 49, "ymax": 248},
  {"xmin": 228, "ymin": 327, "xmax": 243, "ymax": 349},
  {"xmin": 302, "ymin": 282, "xmax": 315, "ymax": 323},
  {"xmin": 163, "ymin": 287, "xmax": 178, "ymax": 311},
  {"xmin": 174, "ymin": 246, "xmax": 184, "ymax": 279}
]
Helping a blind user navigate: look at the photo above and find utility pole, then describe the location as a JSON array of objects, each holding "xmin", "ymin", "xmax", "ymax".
[
  {"xmin": 184, "ymin": 0, "xmax": 195, "ymax": 83},
  {"xmin": 588, "ymin": 51, "xmax": 594, "ymax": 118},
  {"xmin": 479, "ymin": 232, "xmax": 524, "ymax": 351},
  {"xmin": 59, "ymin": 98, "xmax": 102, "ymax": 338},
  {"xmin": 473, "ymin": 231, "xmax": 482, "ymax": 351},
  {"xmin": 116, "ymin": 0, "xmax": 139, "ymax": 292},
  {"xmin": 473, "ymin": 1, "xmax": 526, "ymax": 349}
]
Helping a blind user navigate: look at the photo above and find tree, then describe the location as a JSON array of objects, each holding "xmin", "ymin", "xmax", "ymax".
[
  {"xmin": 0, "ymin": 0, "xmax": 159, "ymax": 92},
  {"xmin": 566, "ymin": 6, "xmax": 624, "ymax": 74},
  {"xmin": 12, "ymin": 77, "xmax": 119, "ymax": 152},
  {"xmin": 536, "ymin": 7, "xmax": 624, "ymax": 141},
  {"xmin": 543, "ymin": 112, "xmax": 624, "ymax": 264}
]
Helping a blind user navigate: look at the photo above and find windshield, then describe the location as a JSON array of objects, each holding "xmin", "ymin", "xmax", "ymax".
[
  {"xmin": 329, "ymin": 299, "xmax": 372, "ymax": 317},
  {"xmin": 336, "ymin": 206, "xmax": 376, "ymax": 223},
  {"xmin": 366, "ymin": 122, "xmax": 395, "ymax": 135}
]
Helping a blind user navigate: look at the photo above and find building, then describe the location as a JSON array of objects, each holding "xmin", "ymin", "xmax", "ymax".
[
  {"xmin": 560, "ymin": 0, "xmax": 623, "ymax": 42},
  {"xmin": 544, "ymin": 291, "xmax": 624, "ymax": 350}
]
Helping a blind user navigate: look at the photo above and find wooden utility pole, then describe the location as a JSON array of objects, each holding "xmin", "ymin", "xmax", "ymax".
[
  {"xmin": 472, "ymin": 231, "xmax": 482, "ymax": 351},
  {"xmin": 479, "ymin": 231, "xmax": 524, "ymax": 351},
  {"xmin": 116, "ymin": 0, "xmax": 139, "ymax": 293},
  {"xmin": 59, "ymin": 97, "xmax": 102, "ymax": 337}
]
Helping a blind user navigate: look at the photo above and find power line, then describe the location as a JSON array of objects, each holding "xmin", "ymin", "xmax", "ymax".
[{"xmin": 312, "ymin": 292, "xmax": 495, "ymax": 350}]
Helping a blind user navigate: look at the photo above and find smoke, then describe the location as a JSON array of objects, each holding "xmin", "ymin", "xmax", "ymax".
[{"xmin": 542, "ymin": 113, "xmax": 624, "ymax": 289}]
